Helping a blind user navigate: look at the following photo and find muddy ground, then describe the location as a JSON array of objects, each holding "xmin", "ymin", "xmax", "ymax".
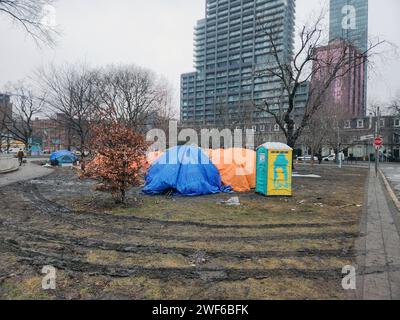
[{"xmin": 0, "ymin": 165, "xmax": 368, "ymax": 300}]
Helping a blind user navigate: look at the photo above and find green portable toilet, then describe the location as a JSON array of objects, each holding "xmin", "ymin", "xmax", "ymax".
[{"xmin": 256, "ymin": 142, "xmax": 293, "ymax": 196}]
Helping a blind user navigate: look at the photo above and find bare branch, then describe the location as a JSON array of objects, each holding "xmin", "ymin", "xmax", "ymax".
[{"xmin": 0, "ymin": 0, "xmax": 59, "ymax": 47}]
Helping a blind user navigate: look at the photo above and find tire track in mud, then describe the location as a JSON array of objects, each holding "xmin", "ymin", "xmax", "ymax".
[
  {"xmin": 0, "ymin": 239, "xmax": 343, "ymax": 282},
  {"xmin": 0, "ymin": 221, "xmax": 358, "ymax": 244},
  {"xmin": 19, "ymin": 182, "xmax": 358, "ymax": 231},
  {"xmin": 0, "ymin": 231, "xmax": 355, "ymax": 261}
]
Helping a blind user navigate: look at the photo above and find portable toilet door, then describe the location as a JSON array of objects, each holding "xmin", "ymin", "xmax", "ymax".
[
  {"xmin": 256, "ymin": 143, "xmax": 293, "ymax": 196},
  {"xmin": 256, "ymin": 146, "xmax": 268, "ymax": 195}
]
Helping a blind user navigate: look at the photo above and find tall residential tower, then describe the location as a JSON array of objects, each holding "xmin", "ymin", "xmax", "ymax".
[
  {"xmin": 180, "ymin": 0, "xmax": 304, "ymax": 127},
  {"xmin": 329, "ymin": 0, "xmax": 368, "ymax": 114},
  {"xmin": 329, "ymin": 0, "xmax": 368, "ymax": 53}
]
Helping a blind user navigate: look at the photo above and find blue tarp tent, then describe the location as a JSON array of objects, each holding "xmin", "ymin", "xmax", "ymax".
[
  {"xmin": 50, "ymin": 150, "xmax": 77, "ymax": 166},
  {"xmin": 143, "ymin": 146, "xmax": 231, "ymax": 196}
]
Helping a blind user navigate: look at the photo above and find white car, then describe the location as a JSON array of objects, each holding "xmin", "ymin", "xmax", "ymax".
[
  {"xmin": 323, "ymin": 155, "xmax": 336, "ymax": 162},
  {"xmin": 297, "ymin": 155, "xmax": 318, "ymax": 162}
]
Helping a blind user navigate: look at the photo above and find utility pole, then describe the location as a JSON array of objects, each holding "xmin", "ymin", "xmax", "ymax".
[
  {"xmin": 338, "ymin": 123, "xmax": 342, "ymax": 169},
  {"xmin": 375, "ymin": 107, "xmax": 381, "ymax": 177}
]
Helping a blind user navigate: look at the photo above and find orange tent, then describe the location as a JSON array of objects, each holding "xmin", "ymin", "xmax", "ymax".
[{"xmin": 207, "ymin": 148, "xmax": 256, "ymax": 192}]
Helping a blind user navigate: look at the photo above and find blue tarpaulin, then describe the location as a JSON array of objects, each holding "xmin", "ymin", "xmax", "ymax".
[
  {"xmin": 143, "ymin": 146, "xmax": 231, "ymax": 196},
  {"xmin": 50, "ymin": 150, "xmax": 77, "ymax": 165}
]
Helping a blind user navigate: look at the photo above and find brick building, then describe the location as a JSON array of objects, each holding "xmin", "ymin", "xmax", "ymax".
[
  {"xmin": 253, "ymin": 115, "xmax": 400, "ymax": 161},
  {"xmin": 31, "ymin": 114, "xmax": 79, "ymax": 152}
]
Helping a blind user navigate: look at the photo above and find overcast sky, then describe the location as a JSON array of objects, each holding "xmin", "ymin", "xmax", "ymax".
[{"xmin": 0, "ymin": 0, "xmax": 399, "ymax": 107}]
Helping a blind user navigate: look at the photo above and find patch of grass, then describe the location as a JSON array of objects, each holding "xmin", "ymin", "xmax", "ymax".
[{"xmin": 0, "ymin": 276, "xmax": 52, "ymax": 300}]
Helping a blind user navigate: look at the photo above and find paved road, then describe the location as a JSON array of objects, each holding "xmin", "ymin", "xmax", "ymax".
[
  {"xmin": 355, "ymin": 167, "xmax": 400, "ymax": 300},
  {"xmin": 380, "ymin": 163, "xmax": 400, "ymax": 202},
  {"xmin": 0, "ymin": 159, "xmax": 53, "ymax": 188}
]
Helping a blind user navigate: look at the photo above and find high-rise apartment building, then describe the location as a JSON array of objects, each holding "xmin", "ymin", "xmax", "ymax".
[
  {"xmin": 329, "ymin": 0, "xmax": 368, "ymax": 114},
  {"xmin": 311, "ymin": 39, "xmax": 367, "ymax": 118},
  {"xmin": 180, "ymin": 0, "xmax": 304, "ymax": 127},
  {"xmin": 329, "ymin": 0, "xmax": 368, "ymax": 53}
]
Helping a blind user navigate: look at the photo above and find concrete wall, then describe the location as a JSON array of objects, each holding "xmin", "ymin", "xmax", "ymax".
[{"xmin": 0, "ymin": 156, "xmax": 19, "ymax": 173}]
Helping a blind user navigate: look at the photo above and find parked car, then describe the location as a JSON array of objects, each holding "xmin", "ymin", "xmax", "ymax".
[
  {"xmin": 323, "ymin": 155, "xmax": 336, "ymax": 162},
  {"xmin": 297, "ymin": 155, "xmax": 318, "ymax": 162}
]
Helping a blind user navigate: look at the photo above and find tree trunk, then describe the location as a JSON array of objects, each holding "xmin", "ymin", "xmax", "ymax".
[
  {"xmin": 310, "ymin": 146, "xmax": 315, "ymax": 168},
  {"xmin": 287, "ymin": 135, "xmax": 296, "ymax": 170},
  {"xmin": 120, "ymin": 189, "xmax": 126, "ymax": 204},
  {"xmin": 80, "ymin": 135, "xmax": 85, "ymax": 155}
]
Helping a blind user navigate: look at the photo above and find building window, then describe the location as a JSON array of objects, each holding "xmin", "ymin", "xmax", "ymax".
[
  {"xmin": 259, "ymin": 125, "xmax": 265, "ymax": 132},
  {"xmin": 380, "ymin": 119, "xmax": 385, "ymax": 128},
  {"xmin": 344, "ymin": 120, "xmax": 351, "ymax": 129},
  {"xmin": 252, "ymin": 125, "xmax": 257, "ymax": 132},
  {"xmin": 357, "ymin": 120, "xmax": 364, "ymax": 129},
  {"xmin": 274, "ymin": 124, "xmax": 280, "ymax": 132},
  {"xmin": 394, "ymin": 119, "xmax": 400, "ymax": 127}
]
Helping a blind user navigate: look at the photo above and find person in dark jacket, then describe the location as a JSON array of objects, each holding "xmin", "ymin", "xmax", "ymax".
[
  {"xmin": 17, "ymin": 149, "xmax": 24, "ymax": 166},
  {"xmin": 318, "ymin": 154, "xmax": 323, "ymax": 165}
]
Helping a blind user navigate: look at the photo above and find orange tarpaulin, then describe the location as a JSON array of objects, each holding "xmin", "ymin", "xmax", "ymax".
[{"xmin": 207, "ymin": 148, "xmax": 256, "ymax": 192}]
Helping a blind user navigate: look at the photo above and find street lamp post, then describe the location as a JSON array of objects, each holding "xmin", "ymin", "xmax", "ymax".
[{"xmin": 375, "ymin": 107, "xmax": 381, "ymax": 177}]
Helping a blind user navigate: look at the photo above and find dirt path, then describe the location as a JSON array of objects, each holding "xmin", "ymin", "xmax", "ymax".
[{"xmin": 0, "ymin": 159, "xmax": 53, "ymax": 188}]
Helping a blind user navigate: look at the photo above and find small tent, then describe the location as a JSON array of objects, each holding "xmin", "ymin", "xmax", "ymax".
[
  {"xmin": 50, "ymin": 150, "xmax": 77, "ymax": 166},
  {"xmin": 143, "ymin": 146, "xmax": 231, "ymax": 196},
  {"xmin": 207, "ymin": 148, "xmax": 256, "ymax": 192}
]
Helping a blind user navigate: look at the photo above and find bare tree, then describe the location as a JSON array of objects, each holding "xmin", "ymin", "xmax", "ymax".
[
  {"xmin": 299, "ymin": 109, "xmax": 327, "ymax": 165},
  {"xmin": 1, "ymin": 84, "xmax": 44, "ymax": 150},
  {"xmin": 320, "ymin": 99, "xmax": 352, "ymax": 159},
  {"xmin": 0, "ymin": 0, "xmax": 58, "ymax": 46},
  {"xmin": 367, "ymin": 98, "xmax": 384, "ymax": 116},
  {"xmin": 390, "ymin": 94, "xmax": 400, "ymax": 116},
  {"xmin": 95, "ymin": 65, "xmax": 171, "ymax": 132},
  {"xmin": 253, "ymin": 14, "xmax": 385, "ymax": 150},
  {"xmin": 36, "ymin": 63, "xmax": 99, "ymax": 153},
  {"xmin": 150, "ymin": 79, "xmax": 177, "ymax": 141}
]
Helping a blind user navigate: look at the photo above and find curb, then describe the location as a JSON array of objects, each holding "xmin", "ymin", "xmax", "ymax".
[
  {"xmin": 0, "ymin": 166, "xmax": 19, "ymax": 175},
  {"xmin": 379, "ymin": 169, "xmax": 400, "ymax": 212}
]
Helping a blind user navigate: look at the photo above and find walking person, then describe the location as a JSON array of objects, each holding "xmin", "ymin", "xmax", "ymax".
[
  {"xmin": 17, "ymin": 149, "xmax": 24, "ymax": 166},
  {"xmin": 318, "ymin": 154, "xmax": 323, "ymax": 165}
]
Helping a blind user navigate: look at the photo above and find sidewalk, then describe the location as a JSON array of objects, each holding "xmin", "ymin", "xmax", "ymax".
[
  {"xmin": 0, "ymin": 160, "xmax": 53, "ymax": 188},
  {"xmin": 355, "ymin": 168, "xmax": 400, "ymax": 300}
]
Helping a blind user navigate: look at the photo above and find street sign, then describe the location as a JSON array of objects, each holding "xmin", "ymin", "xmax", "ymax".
[
  {"xmin": 360, "ymin": 134, "xmax": 375, "ymax": 141},
  {"xmin": 374, "ymin": 137, "xmax": 383, "ymax": 149}
]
